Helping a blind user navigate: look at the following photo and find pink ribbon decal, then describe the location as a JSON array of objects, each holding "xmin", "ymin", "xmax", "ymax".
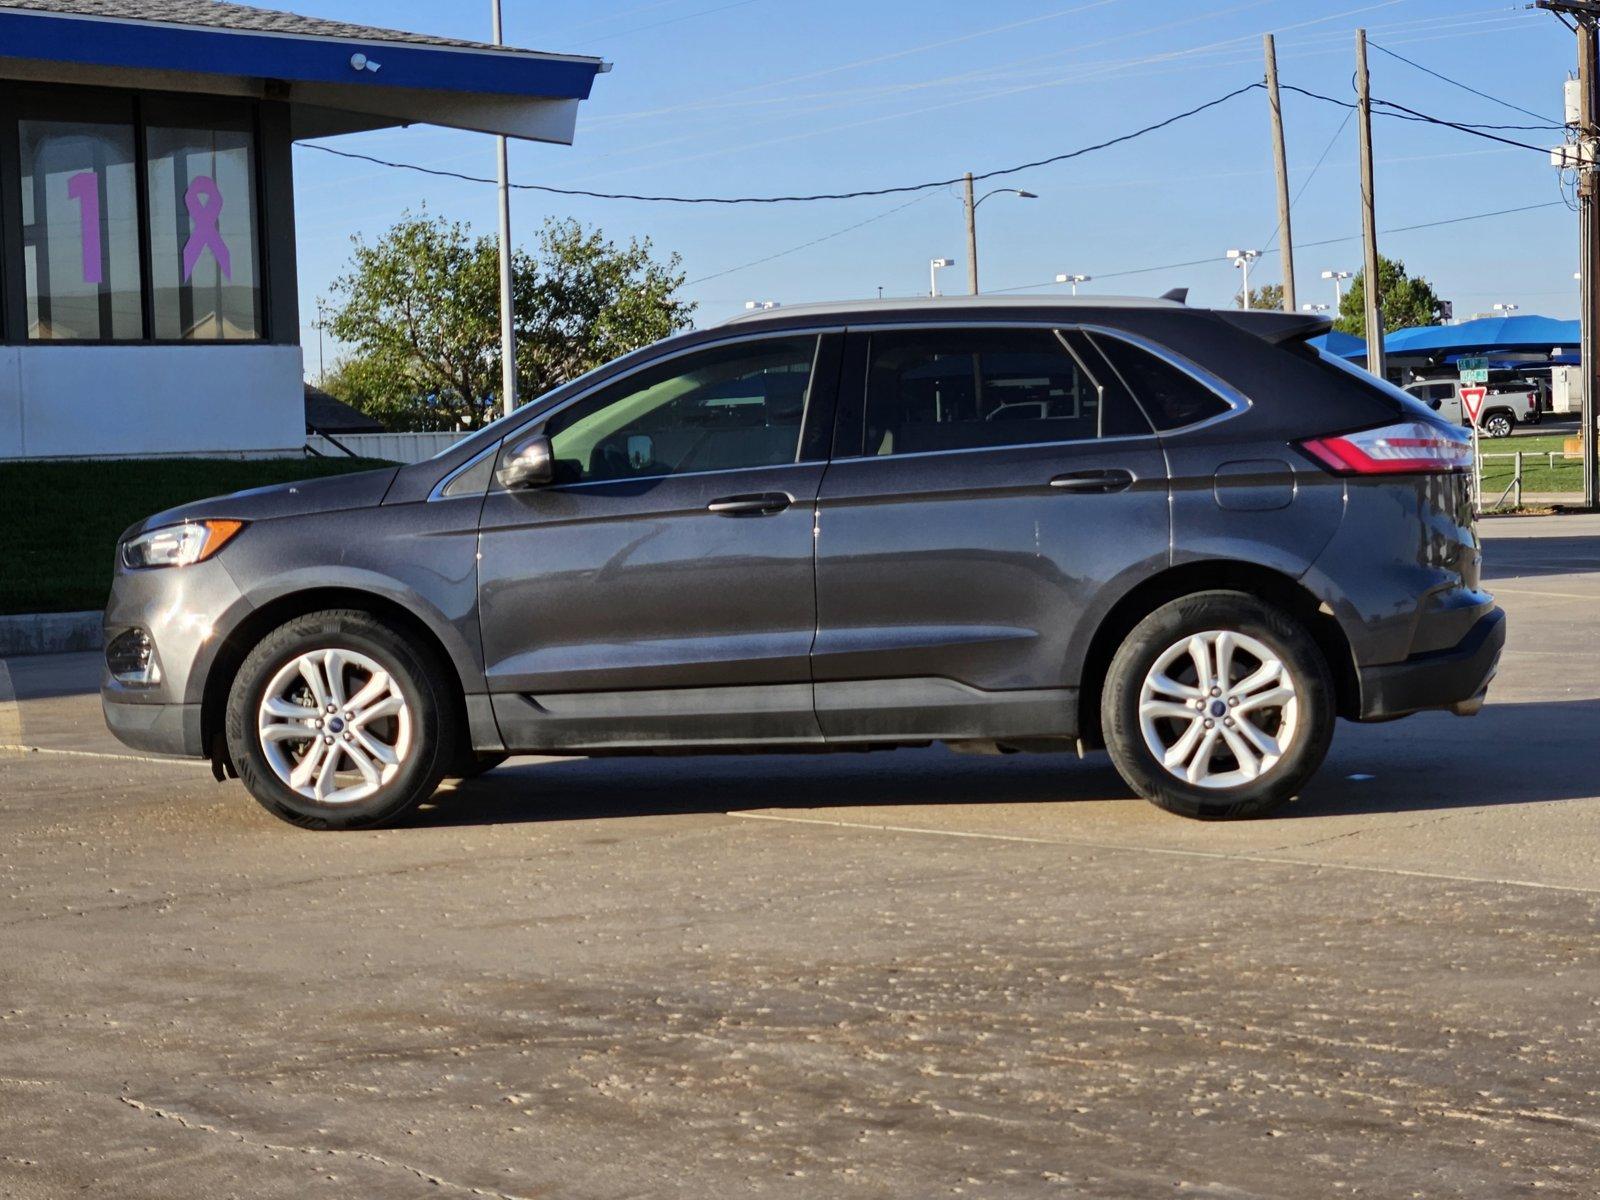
[
  {"xmin": 181, "ymin": 175, "xmax": 231, "ymax": 281},
  {"xmin": 66, "ymin": 171, "xmax": 102, "ymax": 285}
]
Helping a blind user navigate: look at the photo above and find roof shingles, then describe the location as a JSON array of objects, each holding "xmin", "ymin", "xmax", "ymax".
[{"xmin": 0, "ymin": 0, "xmax": 531, "ymax": 55}]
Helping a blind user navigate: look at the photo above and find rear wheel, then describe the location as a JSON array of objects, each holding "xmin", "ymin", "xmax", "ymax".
[
  {"xmin": 1101, "ymin": 591, "xmax": 1335, "ymax": 820},
  {"xmin": 225, "ymin": 610, "xmax": 458, "ymax": 830},
  {"xmin": 1482, "ymin": 410, "xmax": 1514, "ymax": 438}
]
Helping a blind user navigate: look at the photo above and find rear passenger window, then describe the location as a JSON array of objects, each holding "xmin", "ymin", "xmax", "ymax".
[
  {"xmin": 1088, "ymin": 332, "xmax": 1233, "ymax": 431},
  {"xmin": 862, "ymin": 328, "xmax": 1150, "ymax": 457}
]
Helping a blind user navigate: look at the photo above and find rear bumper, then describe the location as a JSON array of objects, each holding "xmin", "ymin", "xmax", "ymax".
[
  {"xmin": 1357, "ymin": 607, "xmax": 1506, "ymax": 720},
  {"xmin": 103, "ymin": 697, "xmax": 204, "ymax": 757}
]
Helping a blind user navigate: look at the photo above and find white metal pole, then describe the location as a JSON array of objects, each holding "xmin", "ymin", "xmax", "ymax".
[
  {"xmin": 493, "ymin": 0, "xmax": 517, "ymax": 421},
  {"xmin": 1240, "ymin": 256, "xmax": 1252, "ymax": 309}
]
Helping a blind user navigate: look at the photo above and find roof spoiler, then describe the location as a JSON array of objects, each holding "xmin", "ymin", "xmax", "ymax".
[{"xmin": 1212, "ymin": 309, "xmax": 1332, "ymax": 345}]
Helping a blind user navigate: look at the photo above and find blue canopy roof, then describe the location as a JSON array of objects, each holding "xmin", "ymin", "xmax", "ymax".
[
  {"xmin": 1383, "ymin": 314, "xmax": 1579, "ymax": 357},
  {"xmin": 1306, "ymin": 329, "xmax": 1368, "ymax": 359}
]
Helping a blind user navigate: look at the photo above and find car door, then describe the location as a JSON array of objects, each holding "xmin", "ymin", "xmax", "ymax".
[
  {"xmin": 810, "ymin": 324, "xmax": 1170, "ymax": 743},
  {"xmin": 478, "ymin": 332, "xmax": 840, "ymax": 751}
]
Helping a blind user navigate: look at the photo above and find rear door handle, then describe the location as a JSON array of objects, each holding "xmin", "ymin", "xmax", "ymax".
[
  {"xmin": 1050, "ymin": 468, "xmax": 1135, "ymax": 494},
  {"xmin": 707, "ymin": 492, "xmax": 793, "ymax": 516}
]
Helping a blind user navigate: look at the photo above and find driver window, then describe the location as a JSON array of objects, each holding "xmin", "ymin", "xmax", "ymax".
[{"xmin": 545, "ymin": 337, "xmax": 818, "ymax": 483}]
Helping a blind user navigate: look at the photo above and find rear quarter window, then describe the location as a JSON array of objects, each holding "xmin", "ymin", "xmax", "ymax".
[{"xmin": 1289, "ymin": 345, "xmax": 1449, "ymax": 427}]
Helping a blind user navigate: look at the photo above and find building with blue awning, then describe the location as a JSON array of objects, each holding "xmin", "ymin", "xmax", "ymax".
[{"xmin": 0, "ymin": 0, "xmax": 604, "ymax": 460}]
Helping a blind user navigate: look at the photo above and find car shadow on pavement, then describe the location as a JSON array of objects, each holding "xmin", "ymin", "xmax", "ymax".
[{"xmin": 409, "ymin": 698, "xmax": 1600, "ymax": 829}]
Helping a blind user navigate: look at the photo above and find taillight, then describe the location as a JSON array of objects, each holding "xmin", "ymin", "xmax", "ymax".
[{"xmin": 1299, "ymin": 421, "xmax": 1473, "ymax": 476}]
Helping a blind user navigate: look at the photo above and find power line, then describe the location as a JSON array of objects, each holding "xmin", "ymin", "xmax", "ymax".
[
  {"xmin": 990, "ymin": 200, "xmax": 1567, "ymax": 293},
  {"xmin": 1279, "ymin": 83, "xmax": 1555, "ymax": 152},
  {"xmin": 1368, "ymin": 39, "xmax": 1564, "ymax": 126},
  {"xmin": 298, "ymin": 81, "xmax": 1263, "ymax": 205},
  {"xmin": 685, "ymin": 193, "xmax": 936, "ymax": 285},
  {"xmin": 1264, "ymin": 107, "xmax": 1354, "ymax": 254}
]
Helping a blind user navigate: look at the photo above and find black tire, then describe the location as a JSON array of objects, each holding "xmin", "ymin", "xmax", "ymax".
[
  {"xmin": 225, "ymin": 609, "xmax": 459, "ymax": 830},
  {"xmin": 448, "ymin": 752, "xmax": 508, "ymax": 780},
  {"xmin": 1482, "ymin": 411, "xmax": 1514, "ymax": 438},
  {"xmin": 1100, "ymin": 591, "xmax": 1335, "ymax": 820}
]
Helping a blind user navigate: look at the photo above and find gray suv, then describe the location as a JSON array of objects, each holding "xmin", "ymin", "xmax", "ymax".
[{"xmin": 102, "ymin": 297, "xmax": 1505, "ymax": 829}]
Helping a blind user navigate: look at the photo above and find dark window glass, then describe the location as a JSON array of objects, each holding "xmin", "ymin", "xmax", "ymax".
[
  {"xmin": 862, "ymin": 328, "xmax": 1149, "ymax": 457},
  {"xmin": 546, "ymin": 337, "xmax": 816, "ymax": 483},
  {"xmin": 144, "ymin": 106, "xmax": 261, "ymax": 339},
  {"xmin": 1090, "ymin": 333, "xmax": 1232, "ymax": 431},
  {"xmin": 19, "ymin": 113, "xmax": 144, "ymax": 340}
]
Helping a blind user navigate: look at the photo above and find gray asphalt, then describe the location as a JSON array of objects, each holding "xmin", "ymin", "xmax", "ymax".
[{"xmin": 3, "ymin": 515, "xmax": 1599, "ymax": 1199}]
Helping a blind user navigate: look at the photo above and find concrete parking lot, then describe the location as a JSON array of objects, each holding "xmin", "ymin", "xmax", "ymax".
[{"xmin": 3, "ymin": 515, "xmax": 1599, "ymax": 1199}]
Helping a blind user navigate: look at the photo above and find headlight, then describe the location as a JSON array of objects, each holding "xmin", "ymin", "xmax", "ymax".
[{"xmin": 121, "ymin": 520, "xmax": 245, "ymax": 570}]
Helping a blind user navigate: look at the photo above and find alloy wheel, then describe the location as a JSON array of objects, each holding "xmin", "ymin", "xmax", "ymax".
[
  {"xmin": 256, "ymin": 648, "xmax": 412, "ymax": 804},
  {"xmin": 1137, "ymin": 630, "xmax": 1300, "ymax": 790}
]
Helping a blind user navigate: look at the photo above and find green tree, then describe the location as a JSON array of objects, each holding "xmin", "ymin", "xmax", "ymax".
[
  {"xmin": 1333, "ymin": 256, "xmax": 1444, "ymax": 336},
  {"xmin": 326, "ymin": 211, "xmax": 694, "ymax": 430},
  {"xmin": 1236, "ymin": 283, "xmax": 1284, "ymax": 311}
]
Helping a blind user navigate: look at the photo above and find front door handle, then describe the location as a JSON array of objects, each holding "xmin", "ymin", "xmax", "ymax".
[
  {"xmin": 707, "ymin": 492, "xmax": 793, "ymax": 516},
  {"xmin": 1050, "ymin": 468, "xmax": 1135, "ymax": 494}
]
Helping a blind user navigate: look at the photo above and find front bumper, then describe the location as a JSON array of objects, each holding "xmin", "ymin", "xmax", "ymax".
[
  {"xmin": 103, "ymin": 698, "xmax": 205, "ymax": 757},
  {"xmin": 1357, "ymin": 607, "xmax": 1506, "ymax": 720}
]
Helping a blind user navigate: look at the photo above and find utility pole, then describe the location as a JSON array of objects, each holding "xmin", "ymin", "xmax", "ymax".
[
  {"xmin": 492, "ymin": 0, "xmax": 517, "ymax": 420},
  {"xmin": 1583, "ymin": 18, "xmax": 1599, "ymax": 510},
  {"xmin": 964, "ymin": 173, "xmax": 979, "ymax": 295},
  {"xmin": 1355, "ymin": 28, "xmax": 1385, "ymax": 379},
  {"xmin": 1537, "ymin": 0, "xmax": 1600, "ymax": 509},
  {"xmin": 1264, "ymin": 33, "xmax": 1296, "ymax": 313},
  {"xmin": 315, "ymin": 297, "xmax": 326, "ymax": 384}
]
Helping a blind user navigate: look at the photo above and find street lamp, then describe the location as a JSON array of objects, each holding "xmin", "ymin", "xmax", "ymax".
[
  {"xmin": 1227, "ymin": 249, "xmax": 1262, "ymax": 309},
  {"xmin": 1321, "ymin": 269, "xmax": 1353, "ymax": 308},
  {"xmin": 744, "ymin": 300, "xmax": 780, "ymax": 311},
  {"xmin": 929, "ymin": 257, "xmax": 955, "ymax": 298},
  {"xmin": 963, "ymin": 173, "xmax": 1038, "ymax": 294},
  {"xmin": 1301, "ymin": 302, "xmax": 1329, "ymax": 314},
  {"xmin": 1493, "ymin": 302, "xmax": 1521, "ymax": 314},
  {"xmin": 1055, "ymin": 273, "xmax": 1092, "ymax": 296}
]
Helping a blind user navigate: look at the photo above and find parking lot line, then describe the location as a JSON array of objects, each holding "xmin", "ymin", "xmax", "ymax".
[
  {"xmin": 0, "ymin": 744, "xmax": 210, "ymax": 767},
  {"xmin": 1491, "ymin": 586, "xmax": 1598, "ymax": 601},
  {"xmin": 728, "ymin": 809, "xmax": 1600, "ymax": 896}
]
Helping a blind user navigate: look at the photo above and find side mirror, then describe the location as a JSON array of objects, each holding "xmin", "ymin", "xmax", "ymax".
[{"xmin": 498, "ymin": 434, "xmax": 555, "ymax": 489}]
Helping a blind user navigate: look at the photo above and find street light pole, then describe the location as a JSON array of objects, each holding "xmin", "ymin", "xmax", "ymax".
[
  {"xmin": 929, "ymin": 258, "xmax": 954, "ymax": 298},
  {"xmin": 960, "ymin": 179, "xmax": 1037, "ymax": 295},
  {"xmin": 1055, "ymin": 273, "xmax": 1091, "ymax": 296},
  {"xmin": 1227, "ymin": 249, "xmax": 1261, "ymax": 308},
  {"xmin": 315, "ymin": 297, "xmax": 326, "ymax": 384},
  {"xmin": 1322, "ymin": 269, "xmax": 1352, "ymax": 309},
  {"xmin": 492, "ymin": 0, "xmax": 517, "ymax": 421}
]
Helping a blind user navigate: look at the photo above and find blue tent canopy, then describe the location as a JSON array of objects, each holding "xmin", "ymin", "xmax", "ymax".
[
  {"xmin": 1383, "ymin": 314, "xmax": 1579, "ymax": 357},
  {"xmin": 1306, "ymin": 329, "xmax": 1367, "ymax": 359}
]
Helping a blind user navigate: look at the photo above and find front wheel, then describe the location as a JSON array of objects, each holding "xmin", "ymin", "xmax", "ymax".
[
  {"xmin": 225, "ymin": 610, "xmax": 459, "ymax": 829},
  {"xmin": 1100, "ymin": 591, "xmax": 1335, "ymax": 820},
  {"xmin": 1482, "ymin": 411, "xmax": 1514, "ymax": 438}
]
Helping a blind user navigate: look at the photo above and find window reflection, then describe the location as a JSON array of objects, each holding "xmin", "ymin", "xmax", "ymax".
[
  {"xmin": 19, "ymin": 118, "xmax": 144, "ymax": 341},
  {"xmin": 145, "ymin": 121, "xmax": 261, "ymax": 340}
]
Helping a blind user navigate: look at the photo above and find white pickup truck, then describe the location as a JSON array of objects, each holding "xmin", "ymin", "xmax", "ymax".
[{"xmin": 1403, "ymin": 376, "xmax": 1541, "ymax": 438}]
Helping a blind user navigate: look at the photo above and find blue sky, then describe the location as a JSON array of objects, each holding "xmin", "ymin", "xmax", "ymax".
[{"xmin": 289, "ymin": 0, "xmax": 1576, "ymax": 369}]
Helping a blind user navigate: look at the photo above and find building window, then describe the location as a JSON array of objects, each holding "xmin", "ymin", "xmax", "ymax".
[
  {"xmin": 19, "ymin": 112, "xmax": 144, "ymax": 340},
  {"xmin": 144, "ymin": 108, "xmax": 261, "ymax": 340},
  {"xmin": 6, "ymin": 87, "xmax": 266, "ymax": 344}
]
